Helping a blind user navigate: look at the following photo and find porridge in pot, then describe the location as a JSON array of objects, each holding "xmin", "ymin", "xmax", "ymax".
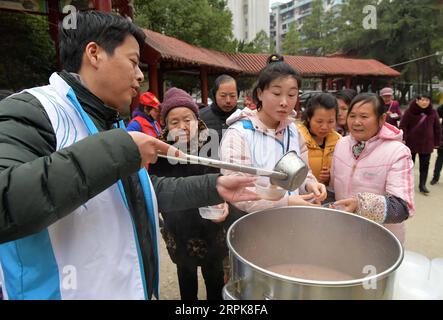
[{"xmin": 266, "ymin": 263, "xmax": 356, "ymax": 281}]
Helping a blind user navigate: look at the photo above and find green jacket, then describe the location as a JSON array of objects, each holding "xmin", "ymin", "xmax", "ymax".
[{"xmin": 0, "ymin": 71, "xmax": 223, "ymax": 298}]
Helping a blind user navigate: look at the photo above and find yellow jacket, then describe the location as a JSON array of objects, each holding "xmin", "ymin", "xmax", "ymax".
[{"xmin": 298, "ymin": 124, "xmax": 341, "ymax": 184}]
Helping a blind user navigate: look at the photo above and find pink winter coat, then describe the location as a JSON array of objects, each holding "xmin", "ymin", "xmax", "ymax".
[{"xmin": 331, "ymin": 123, "xmax": 415, "ymax": 243}]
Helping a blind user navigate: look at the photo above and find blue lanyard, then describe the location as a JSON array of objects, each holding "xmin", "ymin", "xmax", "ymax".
[
  {"xmin": 276, "ymin": 128, "xmax": 291, "ymax": 155},
  {"xmin": 66, "ymin": 89, "xmax": 130, "ymax": 209},
  {"xmin": 66, "ymin": 88, "xmax": 159, "ymax": 299},
  {"xmin": 116, "ymin": 119, "xmax": 160, "ymax": 299}
]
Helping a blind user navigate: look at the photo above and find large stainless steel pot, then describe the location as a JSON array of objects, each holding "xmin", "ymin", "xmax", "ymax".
[{"xmin": 223, "ymin": 206, "xmax": 403, "ymax": 300}]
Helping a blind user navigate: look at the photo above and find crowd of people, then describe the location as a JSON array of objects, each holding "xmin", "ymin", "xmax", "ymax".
[
  {"xmin": 0, "ymin": 11, "xmax": 442, "ymax": 300},
  {"xmin": 113, "ymin": 60, "xmax": 443, "ymax": 299}
]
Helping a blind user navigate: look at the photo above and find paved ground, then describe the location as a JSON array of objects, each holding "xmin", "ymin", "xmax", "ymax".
[
  {"xmin": 158, "ymin": 151, "xmax": 443, "ymax": 300},
  {"xmin": 404, "ymin": 152, "xmax": 443, "ymax": 258}
]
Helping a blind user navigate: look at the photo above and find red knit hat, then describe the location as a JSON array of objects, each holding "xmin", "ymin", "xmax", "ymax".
[
  {"xmin": 139, "ymin": 92, "xmax": 160, "ymax": 109},
  {"xmin": 160, "ymin": 87, "xmax": 199, "ymax": 119}
]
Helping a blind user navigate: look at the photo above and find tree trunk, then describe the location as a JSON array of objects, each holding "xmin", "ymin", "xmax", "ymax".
[
  {"xmin": 399, "ymin": 85, "xmax": 410, "ymax": 105},
  {"xmin": 428, "ymin": 59, "xmax": 433, "ymax": 98},
  {"xmin": 416, "ymin": 61, "xmax": 422, "ymax": 95}
]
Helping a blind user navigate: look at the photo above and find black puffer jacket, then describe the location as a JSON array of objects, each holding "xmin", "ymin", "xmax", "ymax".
[
  {"xmin": 199, "ymin": 103, "xmax": 238, "ymax": 164},
  {"xmin": 150, "ymin": 139, "xmax": 228, "ymax": 266},
  {"xmin": 200, "ymin": 103, "xmax": 238, "ymax": 142},
  {"xmin": 150, "ymin": 118, "xmax": 228, "ymax": 264},
  {"xmin": 0, "ymin": 71, "xmax": 223, "ymax": 298}
]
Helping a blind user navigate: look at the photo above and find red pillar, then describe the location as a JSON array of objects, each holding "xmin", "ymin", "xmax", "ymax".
[
  {"xmin": 142, "ymin": 44, "xmax": 162, "ymax": 98},
  {"xmin": 327, "ymin": 78, "xmax": 333, "ymax": 91},
  {"xmin": 321, "ymin": 78, "xmax": 327, "ymax": 91},
  {"xmin": 48, "ymin": 0, "xmax": 61, "ymax": 70},
  {"xmin": 127, "ymin": 2, "xmax": 134, "ymax": 20},
  {"xmin": 158, "ymin": 69, "xmax": 164, "ymax": 101},
  {"xmin": 113, "ymin": 0, "xmax": 135, "ymax": 19},
  {"xmin": 93, "ymin": 0, "xmax": 112, "ymax": 12},
  {"xmin": 345, "ymin": 77, "xmax": 352, "ymax": 89},
  {"xmin": 148, "ymin": 63, "xmax": 159, "ymax": 98},
  {"xmin": 200, "ymin": 67, "xmax": 208, "ymax": 105}
]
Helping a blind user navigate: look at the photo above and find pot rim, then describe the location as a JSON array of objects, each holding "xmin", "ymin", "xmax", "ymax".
[{"xmin": 226, "ymin": 206, "xmax": 404, "ymax": 287}]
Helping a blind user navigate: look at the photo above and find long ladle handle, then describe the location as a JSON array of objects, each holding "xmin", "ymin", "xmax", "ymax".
[{"xmin": 158, "ymin": 153, "xmax": 287, "ymax": 180}]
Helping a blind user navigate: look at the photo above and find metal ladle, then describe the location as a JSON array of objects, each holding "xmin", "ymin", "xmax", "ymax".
[{"xmin": 158, "ymin": 150, "xmax": 308, "ymax": 191}]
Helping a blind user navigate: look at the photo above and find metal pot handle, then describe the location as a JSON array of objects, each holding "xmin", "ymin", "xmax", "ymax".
[{"xmin": 223, "ymin": 280, "xmax": 276, "ymax": 300}]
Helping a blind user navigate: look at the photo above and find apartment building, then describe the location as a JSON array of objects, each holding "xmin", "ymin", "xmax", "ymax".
[
  {"xmin": 270, "ymin": 0, "xmax": 343, "ymax": 52},
  {"xmin": 227, "ymin": 0, "xmax": 270, "ymax": 42}
]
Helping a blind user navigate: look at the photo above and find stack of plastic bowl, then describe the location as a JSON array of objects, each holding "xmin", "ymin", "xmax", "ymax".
[
  {"xmin": 254, "ymin": 177, "xmax": 286, "ymax": 201},
  {"xmin": 393, "ymin": 250, "xmax": 442, "ymax": 300},
  {"xmin": 198, "ymin": 205, "xmax": 225, "ymax": 220},
  {"xmin": 429, "ymin": 258, "xmax": 443, "ymax": 299}
]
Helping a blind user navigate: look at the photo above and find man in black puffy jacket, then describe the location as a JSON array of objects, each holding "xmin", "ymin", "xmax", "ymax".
[
  {"xmin": 0, "ymin": 11, "xmax": 257, "ymax": 300},
  {"xmin": 200, "ymin": 74, "xmax": 239, "ymax": 159}
]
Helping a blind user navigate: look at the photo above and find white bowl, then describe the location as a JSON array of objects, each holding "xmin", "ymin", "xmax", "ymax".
[
  {"xmin": 392, "ymin": 250, "xmax": 432, "ymax": 300},
  {"xmin": 255, "ymin": 177, "xmax": 286, "ymax": 201},
  {"xmin": 430, "ymin": 258, "xmax": 443, "ymax": 299},
  {"xmin": 395, "ymin": 276, "xmax": 440, "ymax": 300},
  {"xmin": 198, "ymin": 206, "xmax": 224, "ymax": 220}
]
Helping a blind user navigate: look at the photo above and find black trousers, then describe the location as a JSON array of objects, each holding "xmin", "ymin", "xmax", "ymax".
[
  {"xmin": 433, "ymin": 149, "xmax": 443, "ymax": 181},
  {"xmin": 176, "ymin": 258, "xmax": 225, "ymax": 300},
  {"xmin": 412, "ymin": 153, "xmax": 431, "ymax": 187}
]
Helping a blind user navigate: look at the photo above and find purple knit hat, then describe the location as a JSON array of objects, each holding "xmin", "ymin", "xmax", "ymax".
[{"xmin": 160, "ymin": 87, "xmax": 199, "ymax": 119}]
